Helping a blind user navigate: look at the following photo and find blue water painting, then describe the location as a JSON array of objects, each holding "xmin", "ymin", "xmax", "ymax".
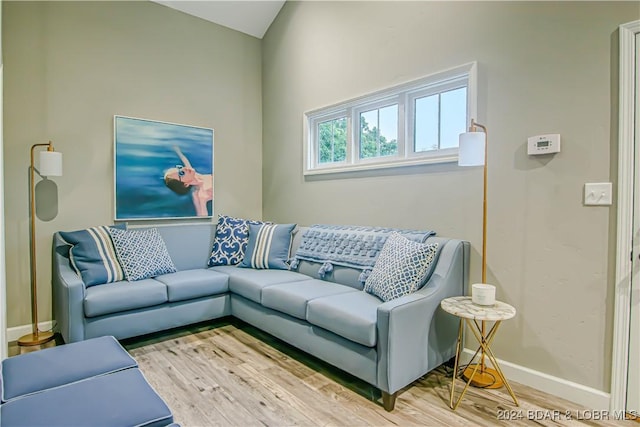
[{"xmin": 114, "ymin": 116, "xmax": 214, "ymax": 220}]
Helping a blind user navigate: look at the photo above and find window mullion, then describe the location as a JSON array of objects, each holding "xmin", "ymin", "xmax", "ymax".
[
  {"xmin": 314, "ymin": 118, "xmax": 320, "ymax": 168},
  {"xmin": 399, "ymin": 94, "xmax": 407, "ymax": 158},
  {"xmin": 348, "ymin": 108, "xmax": 356, "ymax": 164},
  {"xmin": 376, "ymin": 109, "xmax": 381, "ymax": 157},
  {"xmin": 437, "ymin": 93, "xmax": 442, "ymax": 150}
]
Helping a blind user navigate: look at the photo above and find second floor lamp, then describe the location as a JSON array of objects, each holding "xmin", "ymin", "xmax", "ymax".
[{"xmin": 458, "ymin": 119, "xmax": 503, "ymax": 389}]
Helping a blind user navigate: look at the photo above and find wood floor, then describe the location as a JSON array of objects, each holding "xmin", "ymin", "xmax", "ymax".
[{"xmin": 112, "ymin": 318, "xmax": 629, "ymax": 427}]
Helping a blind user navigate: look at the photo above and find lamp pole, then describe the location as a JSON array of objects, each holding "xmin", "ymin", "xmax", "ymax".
[
  {"xmin": 472, "ymin": 120, "xmax": 488, "ymax": 285},
  {"xmin": 18, "ymin": 142, "xmax": 59, "ymax": 346}
]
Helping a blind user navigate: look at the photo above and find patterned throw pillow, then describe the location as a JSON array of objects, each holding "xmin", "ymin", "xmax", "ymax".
[
  {"xmin": 364, "ymin": 232, "xmax": 439, "ymax": 302},
  {"xmin": 208, "ymin": 215, "xmax": 264, "ymax": 267},
  {"xmin": 108, "ymin": 228, "xmax": 177, "ymax": 281},
  {"xmin": 58, "ymin": 224, "xmax": 126, "ymax": 287},
  {"xmin": 239, "ymin": 223, "xmax": 296, "ymax": 270}
]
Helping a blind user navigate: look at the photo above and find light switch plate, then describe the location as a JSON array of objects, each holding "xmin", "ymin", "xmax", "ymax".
[{"xmin": 584, "ymin": 182, "xmax": 612, "ymax": 206}]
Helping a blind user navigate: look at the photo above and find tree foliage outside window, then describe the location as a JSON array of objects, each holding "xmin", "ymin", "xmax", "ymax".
[
  {"xmin": 319, "ymin": 118, "xmax": 347, "ymax": 163},
  {"xmin": 360, "ymin": 112, "xmax": 398, "ymax": 159}
]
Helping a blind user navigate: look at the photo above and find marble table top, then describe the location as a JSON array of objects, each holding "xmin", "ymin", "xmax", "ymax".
[{"xmin": 440, "ymin": 296, "xmax": 516, "ymax": 321}]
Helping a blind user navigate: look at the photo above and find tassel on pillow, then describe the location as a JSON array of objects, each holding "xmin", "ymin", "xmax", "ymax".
[
  {"xmin": 318, "ymin": 261, "xmax": 334, "ymax": 279},
  {"xmin": 359, "ymin": 268, "xmax": 372, "ymax": 285}
]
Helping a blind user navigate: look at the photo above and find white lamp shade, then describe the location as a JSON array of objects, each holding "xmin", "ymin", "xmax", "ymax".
[
  {"xmin": 458, "ymin": 131, "xmax": 486, "ymax": 166},
  {"xmin": 39, "ymin": 150, "xmax": 63, "ymax": 177}
]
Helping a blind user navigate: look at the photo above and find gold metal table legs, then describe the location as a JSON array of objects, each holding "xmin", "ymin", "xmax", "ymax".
[{"xmin": 450, "ymin": 318, "xmax": 519, "ymax": 410}]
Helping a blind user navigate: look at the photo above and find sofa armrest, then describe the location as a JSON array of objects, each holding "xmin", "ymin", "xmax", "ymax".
[
  {"xmin": 375, "ymin": 239, "xmax": 468, "ymax": 394},
  {"xmin": 52, "ymin": 236, "xmax": 86, "ymax": 343}
]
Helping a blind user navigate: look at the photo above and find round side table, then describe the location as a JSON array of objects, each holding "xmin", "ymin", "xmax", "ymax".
[{"xmin": 440, "ymin": 296, "xmax": 519, "ymax": 410}]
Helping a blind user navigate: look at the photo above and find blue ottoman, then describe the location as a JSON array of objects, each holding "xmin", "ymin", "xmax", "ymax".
[
  {"xmin": 0, "ymin": 368, "xmax": 173, "ymax": 427},
  {"xmin": 1, "ymin": 336, "xmax": 137, "ymax": 402}
]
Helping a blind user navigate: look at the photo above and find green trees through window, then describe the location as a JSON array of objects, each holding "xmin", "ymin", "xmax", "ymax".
[
  {"xmin": 359, "ymin": 105, "xmax": 398, "ymax": 159},
  {"xmin": 319, "ymin": 118, "xmax": 347, "ymax": 163}
]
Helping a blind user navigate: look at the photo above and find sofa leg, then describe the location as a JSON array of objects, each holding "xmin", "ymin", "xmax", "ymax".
[{"xmin": 382, "ymin": 391, "xmax": 397, "ymax": 411}]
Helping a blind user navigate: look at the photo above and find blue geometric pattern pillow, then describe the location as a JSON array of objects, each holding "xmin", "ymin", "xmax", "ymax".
[
  {"xmin": 208, "ymin": 215, "xmax": 264, "ymax": 267},
  {"xmin": 364, "ymin": 232, "xmax": 439, "ymax": 302},
  {"xmin": 108, "ymin": 228, "xmax": 177, "ymax": 281},
  {"xmin": 239, "ymin": 223, "xmax": 296, "ymax": 270},
  {"xmin": 58, "ymin": 224, "xmax": 126, "ymax": 287}
]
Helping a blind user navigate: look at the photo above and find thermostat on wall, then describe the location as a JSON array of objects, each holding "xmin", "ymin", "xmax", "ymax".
[{"xmin": 527, "ymin": 134, "xmax": 561, "ymax": 155}]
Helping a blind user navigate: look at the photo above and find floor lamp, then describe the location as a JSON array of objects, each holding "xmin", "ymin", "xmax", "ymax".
[
  {"xmin": 458, "ymin": 119, "xmax": 503, "ymax": 388},
  {"xmin": 18, "ymin": 142, "xmax": 63, "ymax": 346}
]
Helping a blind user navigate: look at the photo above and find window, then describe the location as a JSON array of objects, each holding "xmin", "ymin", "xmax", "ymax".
[
  {"xmin": 413, "ymin": 87, "xmax": 467, "ymax": 152},
  {"xmin": 304, "ymin": 62, "xmax": 477, "ymax": 175},
  {"xmin": 359, "ymin": 103, "xmax": 399, "ymax": 159}
]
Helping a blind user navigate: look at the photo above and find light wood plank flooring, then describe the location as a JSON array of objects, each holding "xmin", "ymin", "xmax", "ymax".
[{"xmin": 113, "ymin": 318, "xmax": 629, "ymax": 427}]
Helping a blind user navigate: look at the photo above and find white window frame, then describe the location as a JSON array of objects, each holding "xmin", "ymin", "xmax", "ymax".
[{"xmin": 304, "ymin": 62, "xmax": 477, "ymax": 176}]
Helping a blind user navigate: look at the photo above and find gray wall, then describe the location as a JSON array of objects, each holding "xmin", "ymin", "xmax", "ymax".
[
  {"xmin": 0, "ymin": 0, "xmax": 7, "ymax": 359},
  {"xmin": 262, "ymin": 2, "xmax": 638, "ymax": 391},
  {"xmin": 3, "ymin": 1, "xmax": 263, "ymax": 328}
]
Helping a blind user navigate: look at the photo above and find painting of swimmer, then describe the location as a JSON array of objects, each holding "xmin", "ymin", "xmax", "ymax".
[{"xmin": 114, "ymin": 116, "xmax": 214, "ymax": 220}]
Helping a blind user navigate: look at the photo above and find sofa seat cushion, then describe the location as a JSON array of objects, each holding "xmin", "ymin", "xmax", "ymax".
[
  {"xmin": 0, "ymin": 368, "xmax": 173, "ymax": 427},
  {"xmin": 211, "ymin": 266, "xmax": 312, "ymax": 303},
  {"xmin": 84, "ymin": 279, "xmax": 168, "ymax": 318},
  {"xmin": 155, "ymin": 269, "xmax": 229, "ymax": 302},
  {"xmin": 261, "ymin": 280, "xmax": 358, "ymax": 320},
  {"xmin": 307, "ymin": 291, "xmax": 382, "ymax": 347},
  {"xmin": 1, "ymin": 336, "xmax": 137, "ymax": 402}
]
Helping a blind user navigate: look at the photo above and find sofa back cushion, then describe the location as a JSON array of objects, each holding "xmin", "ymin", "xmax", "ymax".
[
  {"xmin": 154, "ymin": 224, "xmax": 216, "ymax": 271},
  {"xmin": 294, "ymin": 261, "xmax": 365, "ymax": 290},
  {"xmin": 291, "ymin": 227, "xmax": 364, "ymax": 290}
]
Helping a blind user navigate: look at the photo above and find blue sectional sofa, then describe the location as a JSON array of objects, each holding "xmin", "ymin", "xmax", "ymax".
[{"xmin": 52, "ymin": 223, "xmax": 469, "ymax": 410}]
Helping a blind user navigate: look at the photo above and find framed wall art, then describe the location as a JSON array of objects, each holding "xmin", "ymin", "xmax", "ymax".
[{"xmin": 114, "ymin": 115, "xmax": 214, "ymax": 220}]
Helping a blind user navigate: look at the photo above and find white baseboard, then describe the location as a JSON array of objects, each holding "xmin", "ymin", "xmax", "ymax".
[
  {"xmin": 7, "ymin": 321, "xmax": 54, "ymax": 342},
  {"xmin": 461, "ymin": 348, "xmax": 610, "ymax": 410}
]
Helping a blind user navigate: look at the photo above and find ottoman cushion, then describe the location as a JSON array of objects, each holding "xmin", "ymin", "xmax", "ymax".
[
  {"xmin": 0, "ymin": 368, "xmax": 173, "ymax": 427},
  {"xmin": 1, "ymin": 335, "xmax": 137, "ymax": 402}
]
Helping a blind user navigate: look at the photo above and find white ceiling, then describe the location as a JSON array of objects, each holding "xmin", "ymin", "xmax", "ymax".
[{"xmin": 153, "ymin": 1, "xmax": 286, "ymax": 39}]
